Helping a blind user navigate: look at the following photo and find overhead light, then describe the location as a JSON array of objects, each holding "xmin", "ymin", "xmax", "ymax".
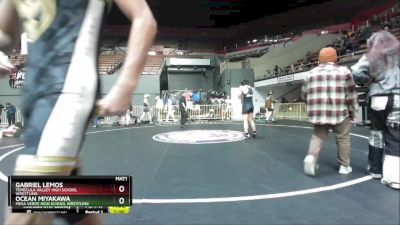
[
  {"xmin": 148, "ymin": 51, "xmax": 156, "ymax": 55},
  {"xmin": 274, "ymin": 40, "xmax": 277, "ymax": 42},
  {"xmin": 247, "ymin": 41, "xmax": 250, "ymax": 44},
  {"xmin": 253, "ymin": 39, "xmax": 257, "ymax": 43}
]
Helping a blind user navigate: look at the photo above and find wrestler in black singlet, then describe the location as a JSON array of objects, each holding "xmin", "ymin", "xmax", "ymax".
[{"xmin": 242, "ymin": 85, "xmax": 254, "ymax": 114}]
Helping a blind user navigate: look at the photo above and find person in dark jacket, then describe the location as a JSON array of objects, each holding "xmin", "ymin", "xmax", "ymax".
[
  {"xmin": 0, "ymin": 104, "xmax": 4, "ymax": 124},
  {"xmin": 179, "ymin": 92, "xmax": 188, "ymax": 128},
  {"xmin": 4, "ymin": 102, "xmax": 16, "ymax": 126}
]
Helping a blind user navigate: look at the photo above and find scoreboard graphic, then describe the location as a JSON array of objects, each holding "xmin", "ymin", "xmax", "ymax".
[{"xmin": 8, "ymin": 176, "xmax": 132, "ymax": 214}]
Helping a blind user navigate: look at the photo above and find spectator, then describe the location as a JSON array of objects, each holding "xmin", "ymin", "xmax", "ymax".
[
  {"xmin": 290, "ymin": 64, "xmax": 295, "ymax": 73},
  {"xmin": 0, "ymin": 104, "xmax": 3, "ymax": 124},
  {"xmin": 281, "ymin": 97, "xmax": 288, "ymax": 103},
  {"xmin": 16, "ymin": 70, "xmax": 23, "ymax": 87},
  {"xmin": 302, "ymin": 47, "xmax": 359, "ymax": 176},
  {"xmin": 164, "ymin": 97, "xmax": 176, "ymax": 122},
  {"xmin": 155, "ymin": 95, "xmax": 164, "ymax": 122},
  {"xmin": 274, "ymin": 65, "xmax": 279, "ymax": 76},
  {"xmin": 9, "ymin": 71, "xmax": 16, "ymax": 88},
  {"xmin": 223, "ymin": 96, "xmax": 232, "ymax": 120},
  {"xmin": 351, "ymin": 30, "xmax": 400, "ymax": 189},
  {"xmin": 306, "ymin": 50, "xmax": 311, "ymax": 64},
  {"xmin": 138, "ymin": 94, "xmax": 152, "ymax": 124},
  {"xmin": 4, "ymin": 102, "xmax": 16, "ymax": 126},
  {"xmin": 265, "ymin": 91, "xmax": 276, "ymax": 122},
  {"xmin": 91, "ymin": 115, "xmax": 101, "ymax": 128},
  {"xmin": 179, "ymin": 92, "xmax": 188, "ymax": 128},
  {"xmin": 299, "ymin": 62, "xmax": 304, "ymax": 71}
]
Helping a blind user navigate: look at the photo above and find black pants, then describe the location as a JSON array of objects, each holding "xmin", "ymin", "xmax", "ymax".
[
  {"xmin": 180, "ymin": 109, "xmax": 187, "ymax": 126},
  {"xmin": 368, "ymin": 95, "xmax": 400, "ymax": 174},
  {"xmin": 7, "ymin": 115, "xmax": 15, "ymax": 126}
]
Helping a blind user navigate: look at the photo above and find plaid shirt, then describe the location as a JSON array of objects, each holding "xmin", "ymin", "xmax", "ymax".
[{"xmin": 302, "ymin": 62, "xmax": 359, "ymax": 125}]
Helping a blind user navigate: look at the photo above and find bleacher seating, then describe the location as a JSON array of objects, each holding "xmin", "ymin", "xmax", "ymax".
[
  {"xmin": 272, "ymin": 19, "xmax": 400, "ymax": 78},
  {"xmin": 9, "ymin": 51, "xmax": 25, "ymax": 69},
  {"xmin": 98, "ymin": 52, "xmax": 164, "ymax": 75},
  {"xmin": 98, "ymin": 52, "xmax": 125, "ymax": 75},
  {"xmin": 257, "ymin": 5, "xmax": 400, "ymax": 79},
  {"xmin": 6, "ymin": 45, "xmax": 165, "ymax": 76},
  {"xmin": 142, "ymin": 55, "xmax": 164, "ymax": 75}
]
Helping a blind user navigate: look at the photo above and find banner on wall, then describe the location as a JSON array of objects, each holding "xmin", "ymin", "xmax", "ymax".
[
  {"xmin": 277, "ymin": 74, "xmax": 294, "ymax": 84},
  {"xmin": 20, "ymin": 33, "xmax": 28, "ymax": 55}
]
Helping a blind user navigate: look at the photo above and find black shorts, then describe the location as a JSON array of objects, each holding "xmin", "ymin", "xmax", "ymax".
[{"xmin": 242, "ymin": 104, "xmax": 254, "ymax": 114}]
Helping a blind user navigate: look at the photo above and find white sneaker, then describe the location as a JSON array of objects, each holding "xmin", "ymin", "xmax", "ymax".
[
  {"xmin": 369, "ymin": 172, "xmax": 382, "ymax": 179},
  {"xmin": 381, "ymin": 179, "xmax": 400, "ymax": 190},
  {"xmin": 367, "ymin": 165, "xmax": 382, "ymax": 178},
  {"xmin": 339, "ymin": 165, "xmax": 352, "ymax": 175},
  {"xmin": 304, "ymin": 155, "xmax": 317, "ymax": 176},
  {"xmin": 388, "ymin": 182, "xmax": 400, "ymax": 190}
]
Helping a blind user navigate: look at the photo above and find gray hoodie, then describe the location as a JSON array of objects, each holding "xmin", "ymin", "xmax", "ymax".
[{"xmin": 351, "ymin": 55, "xmax": 400, "ymax": 96}]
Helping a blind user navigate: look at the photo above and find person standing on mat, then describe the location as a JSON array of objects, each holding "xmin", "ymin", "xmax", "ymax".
[
  {"xmin": 138, "ymin": 94, "xmax": 152, "ymax": 124},
  {"xmin": 351, "ymin": 30, "xmax": 400, "ymax": 189},
  {"xmin": 0, "ymin": 0, "xmax": 157, "ymax": 224},
  {"xmin": 238, "ymin": 79, "xmax": 257, "ymax": 138},
  {"xmin": 302, "ymin": 47, "xmax": 358, "ymax": 176},
  {"xmin": 179, "ymin": 91, "xmax": 188, "ymax": 128}
]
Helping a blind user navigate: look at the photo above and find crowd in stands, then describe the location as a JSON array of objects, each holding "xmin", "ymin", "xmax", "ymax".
[
  {"xmin": 3, "ymin": 4, "xmax": 398, "ymax": 89},
  {"xmin": 222, "ymin": 33, "xmax": 295, "ymax": 54},
  {"xmin": 264, "ymin": 8, "xmax": 400, "ymax": 79}
]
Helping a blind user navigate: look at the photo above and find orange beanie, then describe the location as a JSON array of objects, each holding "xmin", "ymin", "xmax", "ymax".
[{"xmin": 319, "ymin": 47, "xmax": 337, "ymax": 63}]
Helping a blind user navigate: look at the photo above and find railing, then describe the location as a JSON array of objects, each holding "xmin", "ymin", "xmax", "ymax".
[
  {"xmin": 273, "ymin": 103, "xmax": 308, "ymax": 121},
  {"xmin": 0, "ymin": 110, "xmax": 24, "ymax": 128},
  {"xmin": 1, "ymin": 103, "xmax": 308, "ymax": 128},
  {"xmin": 94, "ymin": 104, "xmax": 233, "ymax": 126}
]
